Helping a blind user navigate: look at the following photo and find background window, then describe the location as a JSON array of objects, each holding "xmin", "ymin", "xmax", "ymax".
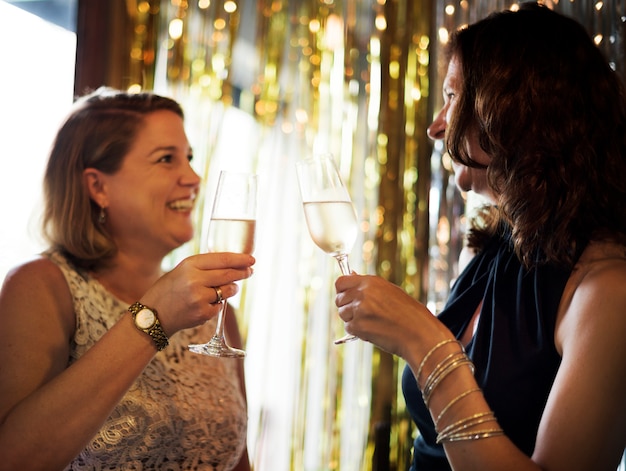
[{"xmin": 0, "ymin": 0, "xmax": 76, "ymax": 281}]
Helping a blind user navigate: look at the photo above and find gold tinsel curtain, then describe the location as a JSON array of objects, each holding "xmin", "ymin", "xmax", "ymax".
[
  {"xmin": 111, "ymin": 1, "xmax": 625, "ymax": 470},
  {"xmin": 121, "ymin": 1, "xmax": 433, "ymax": 469}
]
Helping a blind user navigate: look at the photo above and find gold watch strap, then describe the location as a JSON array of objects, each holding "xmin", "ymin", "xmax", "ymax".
[{"xmin": 128, "ymin": 302, "xmax": 170, "ymax": 351}]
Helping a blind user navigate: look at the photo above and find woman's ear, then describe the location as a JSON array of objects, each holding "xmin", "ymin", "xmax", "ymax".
[{"xmin": 83, "ymin": 168, "xmax": 108, "ymax": 208}]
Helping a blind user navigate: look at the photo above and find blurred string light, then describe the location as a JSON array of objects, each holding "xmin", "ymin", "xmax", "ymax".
[{"xmin": 169, "ymin": 17, "xmax": 183, "ymax": 39}]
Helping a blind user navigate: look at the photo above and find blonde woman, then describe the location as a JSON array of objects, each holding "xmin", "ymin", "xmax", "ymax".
[{"xmin": 0, "ymin": 89, "xmax": 253, "ymax": 470}]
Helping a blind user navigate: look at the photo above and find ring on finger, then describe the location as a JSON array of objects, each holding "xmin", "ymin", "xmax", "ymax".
[{"xmin": 211, "ymin": 286, "xmax": 224, "ymax": 305}]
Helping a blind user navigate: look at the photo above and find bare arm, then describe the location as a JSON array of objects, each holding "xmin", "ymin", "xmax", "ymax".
[
  {"xmin": 534, "ymin": 261, "xmax": 626, "ymax": 470},
  {"xmin": 0, "ymin": 259, "xmax": 158, "ymax": 470},
  {"xmin": 335, "ymin": 265, "xmax": 626, "ymax": 471},
  {"xmin": 0, "ymin": 253, "xmax": 254, "ymax": 471}
]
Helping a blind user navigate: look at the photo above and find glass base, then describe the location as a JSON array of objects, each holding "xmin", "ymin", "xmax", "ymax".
[
  {"xmin": 188, "ymin": 336, "xmax": 246, "ymax": 358},
  {"xmin": 334, "ymin": 333, "xmax": 358, "ymax": 345}
]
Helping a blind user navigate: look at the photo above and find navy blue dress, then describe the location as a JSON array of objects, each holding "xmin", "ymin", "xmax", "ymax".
[{"xmin": 402, "ymin": 230, "xmax": 574, "ymax": 470}]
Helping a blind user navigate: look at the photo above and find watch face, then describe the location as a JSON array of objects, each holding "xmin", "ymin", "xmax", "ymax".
[{"xmin": 136, "ymin": 308, "xmax": 156, "ymax": 329}]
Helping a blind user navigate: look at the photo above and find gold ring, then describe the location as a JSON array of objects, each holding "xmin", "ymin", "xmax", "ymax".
[{"xmin": 211, "ymin": 286, "xmax": 224, "ymax": 305}]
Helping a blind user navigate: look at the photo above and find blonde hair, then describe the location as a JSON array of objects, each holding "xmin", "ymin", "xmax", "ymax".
[{"xmin": 42, "ymin": 87, "xmax": 184, "ymax": 269}]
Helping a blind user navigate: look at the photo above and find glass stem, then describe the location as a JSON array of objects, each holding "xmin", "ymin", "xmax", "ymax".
[
  {"xmin": 333, "ymin": 253, "xmax": 358, "ymax": 344},
  {"xmin": 212, "ymin": 301, "xmax": 227, "ymax": 340},
  {"xmin": 335, "ymin": 253, "xmax": 351, "ymax": 275}
]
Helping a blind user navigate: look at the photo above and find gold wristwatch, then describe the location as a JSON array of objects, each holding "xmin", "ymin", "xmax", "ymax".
[{"xmin": 128, "ymin": 301, "xmax": 169, "ymax": 351}]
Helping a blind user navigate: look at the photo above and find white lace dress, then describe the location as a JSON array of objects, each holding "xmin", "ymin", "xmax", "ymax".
[{"xmin": 46, "ymin": 251, "xmax": 248, "ymax": 471}]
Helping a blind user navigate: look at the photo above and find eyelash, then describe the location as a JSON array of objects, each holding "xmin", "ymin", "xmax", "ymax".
[{"xmin": 157, "ymin": 153, "xmax": 193, "ymax": 163}]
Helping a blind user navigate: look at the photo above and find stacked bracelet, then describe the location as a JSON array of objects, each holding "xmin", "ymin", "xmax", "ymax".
[
  {"xmin": 438, "ymin": 427, "xmax": 504, "ymax": 443},
  {"xmin": 435, "ymin": 387, "xmax": 481, "ymax": 426},
  {"xmin": 421, "ymin": 351, "xmax": 474, "ymax": 407},
  {"xmin": 416, "ymin": 339, "xmax": 462, "ymax": 385},
  {"xmin": 417, "ymin": 339, "xmax": 502, "ymax": 443},
  {"xmin": 436, "ymin": 410, "xmax": 503, "ymax": 443}
]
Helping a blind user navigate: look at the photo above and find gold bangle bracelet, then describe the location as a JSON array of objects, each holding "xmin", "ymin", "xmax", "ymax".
[
  {"xmin": 435, "ymin": 387, "xmax": 482, "ymax": 427},
  {"xmin": 437, "ymin": 411, "xmax": 495, "ymax": 436},
  {"xmin": 423, "ymin": 356, "xmax": 474, "ymax": 407},
  {"xmin": 437, "ymin": 428, "xmax": 504, "ymax": 443},
  {"xmin": 416, "ymin": 339, "xmax": 462, "ymax": 385},
  {"xmin": 422, "ymin": 350, "xmax": 466, "ymax": 390}
]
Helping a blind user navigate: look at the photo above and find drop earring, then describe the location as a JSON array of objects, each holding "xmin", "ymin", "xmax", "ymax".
[{"xmin": 98, "ymin": 206, "xmax": 107, "ymax": 224}]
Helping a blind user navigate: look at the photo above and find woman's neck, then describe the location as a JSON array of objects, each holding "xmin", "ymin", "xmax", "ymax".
[{"xmin": 90, "ymin": 252, "xmax": 164, "ymax": 304}]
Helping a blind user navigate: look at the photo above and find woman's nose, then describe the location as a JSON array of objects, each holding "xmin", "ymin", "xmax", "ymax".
[
  {"xmin": 182, "ymin": 162, "xmax": 202, "ymax": 187},
  {"xmin": 427, "ymin": 108, "xmax": 446, "ymax": 141}
]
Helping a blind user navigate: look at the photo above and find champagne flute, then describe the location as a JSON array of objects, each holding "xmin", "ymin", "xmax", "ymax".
[
  {"xmin": 189, "ymin": 170, "xmax": 257, "ymax": 358},
  {"xmin": 296, "ymin": 153, "xmax": 358, "ymax": 344}
]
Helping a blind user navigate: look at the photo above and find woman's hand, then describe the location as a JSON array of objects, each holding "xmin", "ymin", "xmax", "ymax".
[
  {"xmin": 141, "ymin": 252, "xmax": 255, "ymax": 336},
  {"xmin": 335, "ymin": 274, "xmax": 453, "ymax": 365}
]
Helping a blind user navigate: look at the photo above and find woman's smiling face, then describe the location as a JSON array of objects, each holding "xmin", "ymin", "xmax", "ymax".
[{"xmin": 99, "ymin": 109, "xmax": 201, "ymax": 256}]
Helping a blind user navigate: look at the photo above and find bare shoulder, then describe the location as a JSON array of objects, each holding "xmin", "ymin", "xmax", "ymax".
[
  {"xmin": 2, "ymin": 255, "xmax": 70, "ymax": 297},
  {"xmin": 569, "ymin": 240, "xmax": 626, "ymax": 300},
  {"xmin": 3, "ymin": 255, "xmax": 66, "ymax": 284},
  {"xmin": 0, "ymin": 255, "xmax": 74, "ymax": 334},
  {"xmin": 556, "ymin": 240, "xmax": 626, "ymax": 351}
]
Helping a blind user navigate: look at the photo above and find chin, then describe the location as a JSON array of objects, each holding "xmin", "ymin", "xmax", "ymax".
[
  {"xmin": 179, "ymin": 232, "xmax": 195, "ymax": 245},
  {"xmin": 169, "ymin": 228, "xmax": 195, "ymax": 247}
]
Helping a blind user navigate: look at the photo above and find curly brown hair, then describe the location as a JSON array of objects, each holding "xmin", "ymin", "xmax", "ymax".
[
  {"xmin": 42, "ymin": 87, "xmax": 184, "ymax": 270},
  {"xmin": 446, "ymin": 3, "xmax": 626, "ymax": 268}
]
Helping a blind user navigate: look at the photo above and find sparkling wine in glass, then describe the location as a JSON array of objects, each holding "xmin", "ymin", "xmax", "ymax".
[
  {"xmin": 189, "ymin": 171, "xmax": 257, "ymax": 358},
  {"xmin": 296, "ymin": 153, "xmax": 358, "ymax": 344}
]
